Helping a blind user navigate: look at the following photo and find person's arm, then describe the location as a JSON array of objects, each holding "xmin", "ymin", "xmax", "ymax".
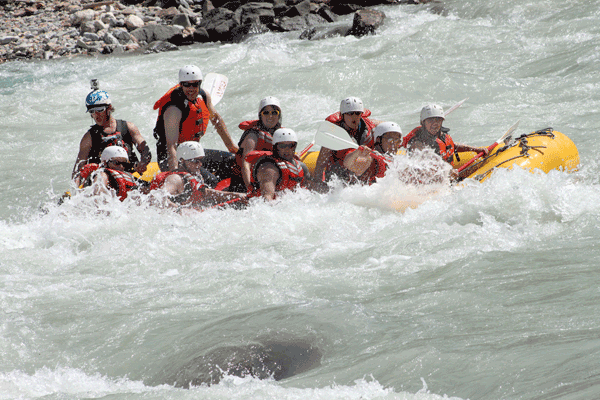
[
  {"xmin": 127, "ymin": 121, "xmax": 152, "ymax": 174},
  {"xmin": 205, "ymin": 91, "xmax": 238, "ymax": 154},
  {"xmin": 240, "ymin": 132, "xmax": 258, "ymax": 191},
  {"xmin": 91, "ymin": 170, "xmax": 111, "ymax": 197},
  {"xmin": 204, "ymin": 188, "xmax": 246, "ymax": 205},
  {"xmin": 255, "ymin": 162, "xmax": 280, "ymax": 201},
  {"xmin": 301, "ymin": 163, "xmax": 329, "ymax": 193},
  {"xmin": 72, "ymin": 131, "xmax": 93, "ymax": 186},
  {"xmin": 454, "ymin": 143, "xmax": 489, "ymax": 156},
  {"xmin": 313, "ymin": 147, "xmax": 333, "ymax": 182},
  {"xmin": 163, "ymin": 105, "xmax": 183, "ymax": 171},
  {"xmin": 343, "ymin": 146, "xmax": 373, "ymax": 177}
]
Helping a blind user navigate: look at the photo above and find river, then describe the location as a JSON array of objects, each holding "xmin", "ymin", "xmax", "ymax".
[{"xmin": 2, "ymin": 0, "xmax": 600, "ymax": 399}]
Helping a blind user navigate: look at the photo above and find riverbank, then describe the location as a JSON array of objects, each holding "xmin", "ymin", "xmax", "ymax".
[{"xmin": 0, "ymin": 0, "xmax": 434, "ymax": 64}]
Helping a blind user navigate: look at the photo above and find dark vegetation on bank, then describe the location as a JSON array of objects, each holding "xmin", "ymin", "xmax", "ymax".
[{"xmin": 1, "ymin": 0, "xmax": 442, "ymax": 64}]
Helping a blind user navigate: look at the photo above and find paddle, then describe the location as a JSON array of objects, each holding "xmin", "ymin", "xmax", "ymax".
[
  {"xmin": 444, "ymin": 98, "xmax": 468, "ymax": 117},
  {"xmin": 313, "ymin": 121, "xmax": 363, "ymax": 151},
  {"xmin": 457, "ymin": 120, "xmax": 520, "ymax": 173},
  {"xmin": 201, "ymin": 73, "xmax": 228, "ymax": 106}
]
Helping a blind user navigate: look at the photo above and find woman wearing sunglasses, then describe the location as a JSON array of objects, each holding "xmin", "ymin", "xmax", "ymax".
[
  {"xmin": 72, "ymin": 85, "xmax": 151, "ymax": 187},
  {"xmin": 314, "ymin": 96, "xmax": 380, "ymax": 183},
  {"xmin": 153, "ymin": 65, "xmax": 238, "ymax": 174},
  {"xmin": 232, "ymin": 96, "xmax": 283, "ymax": 193}
]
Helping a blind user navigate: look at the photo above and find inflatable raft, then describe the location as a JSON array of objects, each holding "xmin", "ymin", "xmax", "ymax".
[
  {"xmin": 453, "ymin": 128, "xmax": 579, "ymax": 181},
  {"xmin": 300, "ymin": 128, "xmax": 579, "ymax": 182}
]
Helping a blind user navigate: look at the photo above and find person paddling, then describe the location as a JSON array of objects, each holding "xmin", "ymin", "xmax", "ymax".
[
  {"xmin": 403, "ymin": 104, "xmax": 489, "ymax": 169},
  {"xmin": 148, "ymin": 141, "xmax": 245, "ymax": 209},
  {"xmin": 343, "ymin": 122, "xmax": 402, "ymax": 184},
  {"xmin": 72, "ymin": 81, "xmax": 151, "ymax": 187},
  {"xmin": 313, "ymin": 97, "xmax": 380, "ymax": 183},
  {"xmin": 153, "ymin": 65, "xmax": 238, "ymax": 176}
]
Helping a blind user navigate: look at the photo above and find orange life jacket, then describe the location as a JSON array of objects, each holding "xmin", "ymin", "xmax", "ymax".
[
  {"xmin": 153, "ymin": 85, "xmax": 210, "ymax": 170},
  {"xmin": 403, "ymin": 126, "xmax": 456, "ymax": 163},
  {"xmin": 234, "ymin": 120, "xmax": 279, "ymax": 169}
]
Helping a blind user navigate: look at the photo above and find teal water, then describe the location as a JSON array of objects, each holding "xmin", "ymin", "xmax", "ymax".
[{"xmin": 2, "ymin": 1, "xmax": 600, "ymax": 399}]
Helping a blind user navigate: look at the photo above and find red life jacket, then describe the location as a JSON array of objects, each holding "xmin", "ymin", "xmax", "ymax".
[
  {"xmin": 402, "ymin": 126, "xmax": 456, "ymax": 163},
  {"xmin": 235, "ymin": 120, "xmax": 278, "ymax": 168},
  {"xmin": 324, "ymin": 111, "xmax": 377, "ymax": 168},
  {"xmin": 81, "ymin": 164, "xmax": 137, "ymax": 201},
  {"xmin": 246, "ymin": 150, "xmax": 306, "ymax": 197},
  {"xmin": 149, "ymin": 171, "xmax": 206, "ymax": 205}
]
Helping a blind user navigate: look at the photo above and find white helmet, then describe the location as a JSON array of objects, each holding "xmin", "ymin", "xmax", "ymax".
[
  {"xmin": 100, "ymin": 146, "xmax": 129, "ymax": 162},
  {"xmin": 259, "ymin": 96, "xmax": 281, "ymax": 113},
  {"xmin": 179, "ymin": 65, "xmax": 202, "ymax": 82},
  {"xmin": 373, "ymin": 122, "xmax": 402, "ymax": 141},
  {"xmin": 340, "ymin": 97, "xmax": 364, "ymax": 114},
  {"xmin": 272, "ymin": 128, "xmax": 298, "ymax": 145},
  {"xmin": 176, "ymin": 141, "xmax": 205, "ymax": 160},
  {"xmin": 420, "ymin": 104, "xmax": 445, "ymax": 123}
]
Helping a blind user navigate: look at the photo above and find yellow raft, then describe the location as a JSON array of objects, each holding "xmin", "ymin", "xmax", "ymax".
[{"xmin": 300, "ymin": 128, "xmax": 579, "ymax": 181}]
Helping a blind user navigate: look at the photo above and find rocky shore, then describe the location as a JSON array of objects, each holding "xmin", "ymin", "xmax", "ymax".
[{"xmin": 0, "ymin": 0, "xmax": 435, "ymax": 64}]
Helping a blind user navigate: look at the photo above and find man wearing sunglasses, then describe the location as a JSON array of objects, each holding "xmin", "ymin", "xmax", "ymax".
[
  {"xmin": 78, "ymin": 146, "xmax": 139, "ymax": 201},
  {"xmin": 72, "ymin": 86, "xmax": 152, "ymax": 186},
  {"xmin": 314, "ymin": 96, "xmax": 380, "ymax": 183},
  {"xmin": 246, "ymin": 128, "xmax": 327, "ymax": 201},
  {"xmin": 153, "ymin": 65, "xmax": 238, "ymax": 175}
]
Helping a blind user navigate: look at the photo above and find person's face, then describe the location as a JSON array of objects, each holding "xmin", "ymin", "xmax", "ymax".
[
  {"xmin": 89, "ymin": 105, "xmax": 110, "ymax": 125},
  {"xmin": 180, "ymin": 80, "xmax": 200, "ymax": 101},
  {"xmin": 381, "ymin": 131, "xmax": 402, "ymax": 154},
  {"xmin": 275, "ymin": 141, "xmax": 297, "ymax": 161},
  {"xmin": 107, "ymin": 157, "xmax": 128, "ymax": 171},
  {"xmin": 343, "ymin": 111, "xmax": 362, "ymax": 131},
  {"xmin": 423, "ymin": 117, "xmax": 443, "ymax": 136},
  {"xmin": 260, "ymin": 106, "xmax": 280, "ymax": 130},
  {"xmin": 183, "ymin": 156, "xmax": 204, "ymax": 174}
]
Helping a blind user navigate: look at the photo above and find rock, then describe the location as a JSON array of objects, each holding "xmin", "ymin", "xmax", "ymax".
[
  {"xmin": 171, "ymin": 13, "xmax": 191, "ymax": 28},
  {"xmin": 346, "ymin": 9, "xmax": 385, "ymax": 37},
  {"xmin": 112, "ymin": 28, "xmax": 135, "ymax": 44},
  {"xmin": 284, "ymin": 0, "xmax": 310, "ymax": 18},
  {"xmin": 71, "ymin": 9, "xmax": 96, "ymax": 26},
  {"xmin": 238, "ymin": 2, "xmax": 275, "ymax": 25},
  {"xmin": 144, "ymin": 40, "xmax": 179, "ymax": 53},
  {"xmin": 83, "ymin": 32, "xmax": 100, "ymax": 41},
  {"xmin": 125, "ymin": 14, "xmax": 145, "ymax": 30},
  {"xmin": 329, "ymin": 3, "xmax": 362, "ymax": 15},
  {"xmin": 79, "ymin": 21, "xmax": 97, "ymax": 34},
  {"xmin": 193, "ymin": 27, "xmax": 210, "ymax": 42},
  {"xmin": 199, "ymin": 8, "xmax": 237, "ymax": 42},
  {"xmin": 93, "ymin": 20, "xmax": 108, "ymax": 31},
  {"xmin": 130, "ymin": 24, "xmax": 183, "ymax": 43},
  {"xmin": 103, "ymin": 32, "xmax": 120, "ymax": 45},
  {"xmin": 317, "ymin": 6, "xmax": 338, "ymax": 23},
  {"xmin": 1, "ymin": 36, "xmax": 19, "ymax": 45}
]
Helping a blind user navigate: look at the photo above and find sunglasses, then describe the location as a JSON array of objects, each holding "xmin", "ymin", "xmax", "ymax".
[
  {"xmin": 277, "ymin": 143, "xmax": 297, "ymax": 150},
  {"xmin": 181, "ymin": 81, "xmax": 201, "ymax": 88},
  {"xmin": 186, "ymin": 157, "xmax": 204, "ymax": 164},
  {"xmin": 109, "ymin": 160, "xmax": 128, "ymax": 167},
  {"xmin": 261, "ymin": 109, "xmax": 280, "ymax": 117},
  {"xmin": 88, "ymin": 106, "xmax": 107, "ymax": 114},
  {"xmin": 345, "ymin": 111, "xmax": 362, "ymax": 116}
]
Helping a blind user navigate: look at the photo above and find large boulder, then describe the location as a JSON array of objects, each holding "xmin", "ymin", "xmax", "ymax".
[
  {"xmin": 130, "ymin": 25, "xmax": 184, "ymax": 44},
  {"xmin": 346, "ymin": 9, "xmax": 385, "ymax": 37}
]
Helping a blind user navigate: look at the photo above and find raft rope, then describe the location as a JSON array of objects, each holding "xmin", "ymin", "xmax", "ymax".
[{"xmin": 472, "ymin": 128, "xmax": 554, "ymax": 181}]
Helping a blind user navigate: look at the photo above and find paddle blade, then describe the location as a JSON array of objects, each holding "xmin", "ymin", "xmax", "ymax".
[
  {"xmin": 314, "ymin": 121, "xmax": 359, "ymax": 151},
  {"xmin": 201, "ymin": 73, "xmax": 228, "ymax": 105},
  {"xmin": 498, "ymin": 120, "xmax": 519, "ymax": 144},
  {"xmin": 444, "ymin": 98, "xmax": 468, "ymax": 117}
]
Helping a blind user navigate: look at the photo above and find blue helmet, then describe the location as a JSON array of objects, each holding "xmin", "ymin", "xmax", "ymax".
[{"xmin": 85, "ymin": 90, "xmax": 111, "ymax": 111}]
